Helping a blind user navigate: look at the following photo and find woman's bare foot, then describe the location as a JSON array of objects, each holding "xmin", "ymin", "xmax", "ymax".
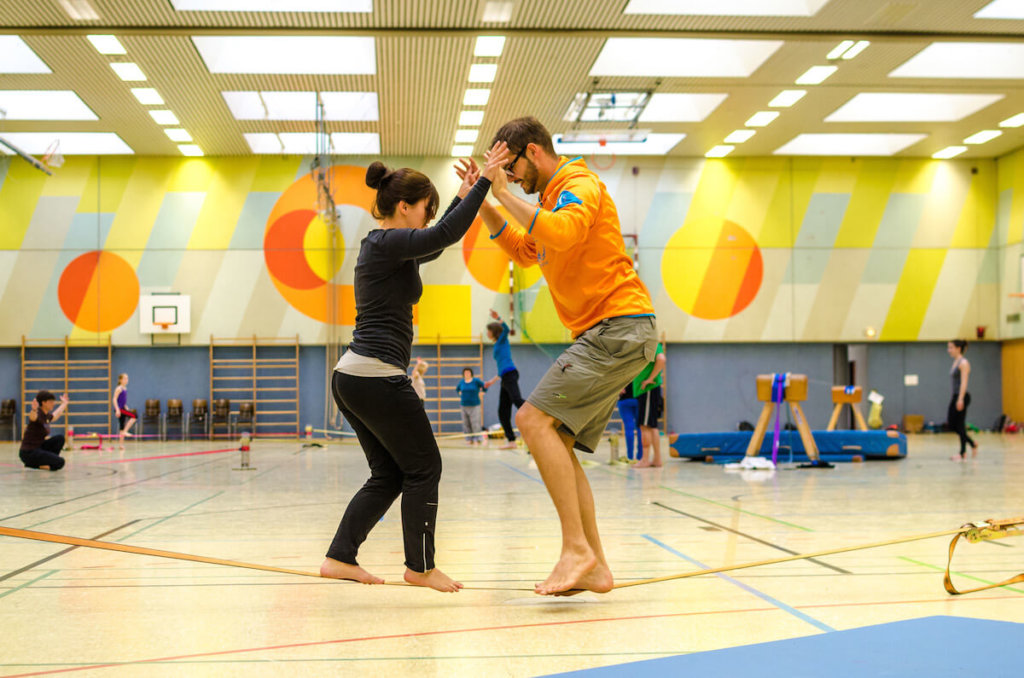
[
  {"xmin": 535, "ymin": 546, "xmax": 597, "ymax": 595},
  {"xmin": 971, "ymin": 443, "xmax": 979, "ymax": 458},
  {"xmin": 404, "ymin": 567, "xmax": 463, "ymax": 592},
  {"xmin": 634, "ymin": 460, "xmax": 652, "ymax": 468},
  {"xmin": 951, "ymin": 455, "xmax": 963, "ymax": 462},
  {"xmin": 553, "ymin": 561, "xmax": 613, "ymax": 595},
  {"xmin": 320, "ymin": 557, "xmax": 384, "ymax": 584}
]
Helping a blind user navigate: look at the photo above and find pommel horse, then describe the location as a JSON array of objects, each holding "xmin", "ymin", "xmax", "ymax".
[
  {"xmin": 827, "ymin": 385, "xmax": 868, "ymax": 431},
  {"xmin": 744, "ymin": 373, "xmax": 821, "ymax": 463}
]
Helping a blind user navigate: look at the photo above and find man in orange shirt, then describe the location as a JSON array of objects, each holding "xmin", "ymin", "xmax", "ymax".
[{"xmin": 467, "ymin": 117, "xmax": 658, "ymax": 595}]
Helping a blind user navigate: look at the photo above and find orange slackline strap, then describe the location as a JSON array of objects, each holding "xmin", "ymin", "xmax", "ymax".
[{"xmin": 943, "ymin": 517, "xmax": 1024, "ymax": 595}]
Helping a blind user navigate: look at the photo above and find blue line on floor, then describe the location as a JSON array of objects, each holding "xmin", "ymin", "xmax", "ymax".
[
  {"xmin": 496, "ymin": 461, "xmax": 543, "ymax": 485},
  {"xmin": 642, "ymin": 534, "xmax": 835, "ymax": 633}
]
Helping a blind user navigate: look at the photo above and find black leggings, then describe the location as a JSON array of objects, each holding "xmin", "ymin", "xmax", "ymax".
[
  {"xmin": 948, "ymin": 392, "xmax": 975, "ymax": 457},
  {"xmin": 20, "ymin": 435, "xmax": 66, "ymax": 471},
  {"xmin": 326, "ymin": 371, "xmax": 442, "ymax": 572},
  {"xmin": 498, "ymin": 369, "xmax": 525, "ymax": 442}
]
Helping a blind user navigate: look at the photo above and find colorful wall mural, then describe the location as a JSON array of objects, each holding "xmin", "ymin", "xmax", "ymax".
[{"xmin": 0, "ymin": 150, "xmax": 1014, "ymax": 346}]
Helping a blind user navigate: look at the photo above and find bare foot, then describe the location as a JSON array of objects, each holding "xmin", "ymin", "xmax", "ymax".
[
  {"xmin": 951, "ymin": 455, "xmax": 963, "ymax": 462},
  {"xmin": 320, "ymin": 557, "xmax": 384, "ymax": 584},
  {"xmin": 634, "ymin": 461, "xmax": 652, "ymax": 468},
  {"xmin": 554, "ymin": 561, "xmax": 613, "ymax": 595},
  {"xmin": 404, "ymin": 567, "xmax": 463, "ymax": 592},
  {"xmin": 535, "ymin": 547, "xmax": 597, "ymax": 595},
  {"xmin": 971, "ymin": 444, "xmax": 979, "ymax": 458},
  {"xmin": 651, "ymin": 460, "xmax": 663, "ymax": 467}
]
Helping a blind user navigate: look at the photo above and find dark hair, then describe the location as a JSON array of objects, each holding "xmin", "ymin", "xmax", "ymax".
[
  {"xmin": 486, "ymin": 322, "xmax": 503, "ymax": 339},
  {"xmin": 951, "ymin": 339, "xmax": 968, "ymax": 353},
  {"xmin": 36, "ymin": 390, "xmax": 55, "ymax": 404},
  {"xmin": 365, "ymin": 161, "xmax": 439, "ymax": 222},
  {"xmin": 491, "ymin": 116, "xmax": 556, "ymax": 159},
  {"xmin": 463, "ymin": 367, "xmax": 474, "ymax": 377}
]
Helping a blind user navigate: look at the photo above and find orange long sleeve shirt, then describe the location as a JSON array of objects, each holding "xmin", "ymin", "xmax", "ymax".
[{"xmin": 491, "ymin": 156, "xmax": 654, "ymax": 337}]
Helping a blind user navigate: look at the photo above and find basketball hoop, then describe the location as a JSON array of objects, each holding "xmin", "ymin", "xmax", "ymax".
[
  {"xmin": 157, "ymin": 322, "xmax": 171, "ymax": 332},
  {"xmin": 41, "ymin": 139, "xmax": 64, "ymax": 169}
]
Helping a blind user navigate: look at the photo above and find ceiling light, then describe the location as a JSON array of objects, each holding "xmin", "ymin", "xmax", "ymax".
[
  {"xmin": 0, "ymin": 91, "xmax": 97, "ymax": 120},
  {"xmin": 773, "ymin": 133, "xmax": 927, "ymax": 156},
  {"xmin": 890, "ymin": 42, "xmax": 1024, "ymax": 79},
  {"xmin": 464, "ymin": 88, "xmax": 491, "ymax": 106},
  {"xmin": 932, "ymin": 146, "xmax": 967, "ymax": 159},
  {"xmin": 178, "ymin": 144, "xmax": 203, "ymax": 157},
  {"xmin": 131, "ymin": 88, "xmax": 164, "ymax": 105},
  {"xmin": 319, "ymin": 92, "xmax": 379, "ymax": 121},
  {"xmin": 459, "ymin": 110, "xmax": 484, "ymax": 126},
  {"xmin": 481, "ymin": 1, "xmax": 515, "ymax": 22},
  {"xmin": 0, "ymin": 37, "xmax": 52, "ymax": 73},
  {"xmin": 172, "ymin": 0, "xmax": 371, "ymax": 9},
  {"xmin": 553, "ymin": 132, "xmax": 684, "ymax": 156},
  {"xmin": 165, "ymin": 128, "xmax": 192, "ymax": 142},
  {"xmin": 87, "ymin": 35, "xmax": 126, "ymax": 55},
  {"xmin": 705, "ymin": 145, "xmax": 735, "ymax": 158},
  {"xmin": 58, "ymin": 0, "xmax": 100, "ymax": 20},
  {"xmin": 1000, "ymin": 113, "xmax": 1024, "ymax": 128},
  {"xmin": 590, "ymin": 37, "xmax": 783, "ymax": 77},
  {"xmin": 963, "ymin": 129, "xmax": 1002, "ymax": 144},
  {"xmin": 192, "ymin": 36, "xmax": 376, "ymax": 74},
  {"xmin": 451, "ymin": 144, "xmax": 475, "ymax": 157},
  {"xmin": 974, "ymin": 0, "xmax": 1024, "ymax": 19},
  {"xmin": 560, "ymin": 130, "xmax": 650, "ymax": 143},
  {"xmin": 455, "ymin": 129, "xmax": 479, "ymax": 143},
  {"xmin": 768, "ymin": 90, "xmax": 806, "ymax": 107},
  {"xmin": 842, "ymin": 40, "xmax": 870, "ymax": 60},
  {"xmin": 638, "ymin": 92, "xmax": 727, "ymax": 122},
  {"xmin": 243, "ymin": 133, "xmax": 284, "ymax": 153},
  {"xmin": 745, "ymin": 111, "xmax": 780, "ymax": 127},
  {"xmin": 222, "ymin": 91, "xmax": 378, "ymax": 121},
  {"xmin": 795, "ymin": 65, "xmax": 837, "ymax": 85},
  {"xmin": 111, "ymin": 62, "xmax": 146, "ymax": 81},
  {"xmin": 0, "ymin": 132, "xmax": 132, "ymax": 154},
  {"xmin": 827, "ymin": 40, "xmax": 855, "ymax": 60},
  {"xmin": 623, "ymin": 0, "xmax": 830, "ymax": 16},
  {"xmin": 724, "ymin": 130, "xmax": 756, "ymax": 143},
  {"xmin": 468, "ymin": 63, "xmax": 498, "ymax": 82},
  {"xmin": 149, "ymin": 109, "xmax": 179, "ymax": 125},
  {"xmin": 474, "ymin": 36, "xmax": 506, "ymax": 57},
  {"xmin": 330, "ymin": 132, "xmax": 380, "ymax": 154},
  {"xmin": 825, "ymin": 93, "xmax": 1003, "ymax": 123}
]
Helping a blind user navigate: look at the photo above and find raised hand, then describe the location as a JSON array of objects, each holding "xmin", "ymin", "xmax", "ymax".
[
  {"xmin": 454, "ymin": 158, "xmax": 481, "ymax": 198},
  {"xmin": 489, "ymin": 309, "xmax": 500, "ymax": 320},
  {"xmin": 60, "ymin": 393, "xmax": 69, "ymax": 405},
  {"xmin": 30, "ymin": 399, "xmax": 38, "ymax": 413},
  {"xmin": 481, "ymin": 141, "xmax": 510, "ymax": 184}
]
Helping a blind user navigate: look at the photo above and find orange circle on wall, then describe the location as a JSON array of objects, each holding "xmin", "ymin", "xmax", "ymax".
[
  {"xmin": 264, "ymin": 166, "xmax": 374, "ymax": 324},
  {"xmin": 661, "ymin": 219, "xmax": 763, "ymax": 320},
  {"xmin": 58, "ymin": 251, "xmax": 140, "ymax": 332},
  {"xmin": 462, "ymin": 208, "xmax": 542, "ymax": 293}
]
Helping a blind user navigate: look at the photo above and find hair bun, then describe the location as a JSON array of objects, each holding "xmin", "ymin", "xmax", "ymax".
[{"xmin": 365, "ymin": 161, "xmax": 389, "ymax": 190}]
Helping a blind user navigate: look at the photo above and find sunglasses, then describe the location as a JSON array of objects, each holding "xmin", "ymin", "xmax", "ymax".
[{"xmin": 504, "ymin": 146, "xmax": 526, "ymax": 178}]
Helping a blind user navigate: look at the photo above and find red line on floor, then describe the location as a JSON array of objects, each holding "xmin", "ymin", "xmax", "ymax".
[{"xmin": 88, "ymin": 449, "xmax": 238, "ymax": 464}]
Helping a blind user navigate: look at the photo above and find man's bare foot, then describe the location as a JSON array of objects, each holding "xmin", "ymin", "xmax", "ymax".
[
  {"xmin": 651, "ymin": 460, "xmax": 663, "ymax": 467},
  {"xmin": 972, "ymin": 444, "xmax": 979, "ymax": 458},
  {"xmin": 634, "ymin": 461, "xmax": 652, "ymax": 468},
  {"xmin": 535, "ymin": 547, "xmax": 597, "ymax": 595},
  {"xmin": 404, "ymin": 567, "xmax": 463, "ymax": 592},
  {"xmin": 320, "ymin": 557, "xmax": 384, "ymax": 584},
  {"xmin": 555, "ymin": 561, "xmax": 613, "ymax": 595}
]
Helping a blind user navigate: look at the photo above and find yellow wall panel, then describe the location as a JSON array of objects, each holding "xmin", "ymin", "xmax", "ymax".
[
  {"xmin": 418, "ymin": 284, "xmax": 472, "ymax": 342},
  {"xmin": 951, "ymin": 163, "xmax": 997, "ymax": 248},
  {"xmin": 892, "ymin": 159, "xmax": 938, "ymax": 194},
  {"xmin": 0, "ymin": 160, "xmax": 49, "ymax": 249},
  {"xmin": 834, "ymin": 160, "xmax": 899, "ymax": 248},
  {"xmin": 167, "ymin": 158, "xmax": 215, "ymax": 192},
  {"xmin": 187, "ymin": 157, "xmax": 261, "ymax": 250},
  {"xmin": 880, "ymin": 249, "xmax": 947, "ymax": 340},
  {"xmin": 78, "ymin": 157, "xmax": 136, "ymax": 213},
  {"xmin": 41, "ymin": 156, "xmax": 93, "ymax": 197},
  {"xmin": 103, "ymin": 158, "xmax": 179, "ymax": 263},
  {"xmin": 252, "ymin": 156, "xmax": 304, "ymax": 192}
]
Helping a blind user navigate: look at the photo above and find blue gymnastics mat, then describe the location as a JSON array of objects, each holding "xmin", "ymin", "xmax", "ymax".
[
  {"xmin": 546, "ymin": 616, "xmax": 1022, "ymax": 678},
  {"xmin": 670, "ymin": 429, "xmax": 907, "ymax": 463}
]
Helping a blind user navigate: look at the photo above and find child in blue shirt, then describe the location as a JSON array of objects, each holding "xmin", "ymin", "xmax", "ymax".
[
  {"xmin": 485, "ymin": 310, "xmax": 525, "ymax": 449},
  {"xmin": 455, "ymin": 368, "xmax": 488, "ymax": 445}
]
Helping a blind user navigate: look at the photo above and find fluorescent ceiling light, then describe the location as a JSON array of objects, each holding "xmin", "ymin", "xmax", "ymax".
[
  {"xmin": 774, "ymin": 133, "xmax": 927, "ymax": 156},
  {"xmin": 769, "ymin": 90, "xmax": 806, "ymax": 107},
  {"xmin": 0, "ymin": 132, "xmax": 132, "ymax": 154},
  {"xmin": 553, "ymin": 132, "xmax": 685, "ymax": 156},
  {"xmin": 178, "ymin": 144, "xmax": 203, "ymax": 157},
  {"xmin": 481, "ymin": 1, "xmax": 515, "ymax": 22},
  {"xmin": 0, "ymin": 91, "xmax": 97, "ymax": 120},
  {"xmin": 111, "ymin": 62, "xmax": 146, "ymax": 81},
  {"xmin": 277, "ymin": 132, "xmax": 317, "ymax": 155},
  {"xmin": 0, "ymin": 37, "xmax": 51, "ymax": 73},
  {"xmin": 724, "ymin": 129, "xmax": 756, "ymax": 143},
  {"xmin": 826, "ymin": 93, "xmax": 1003, "ymax": 122},
  {"xmin": 149, "ymin": 109, "xmax": 179, "ymax": 125},
  {"xmin": 590, "ymin": 38, "xmax": 783, "ymax": 78},
  {"xmin": 705, "ymin": 145, "xmax": 735, "ymax": 157},
  {"xmin": 244, "ymin": 132, "xmax": 379, "ymax": 155},
  {"xmin": 963, "ymin": 129, "xmax": 1002, "ymax": 144},
  {"xmin": 933, "ymin": 146, "xmax": 967, "ymax": 159},
  {"xmin": 745, "ymin": 111, "xmax": 780, "ymax": 127},
  {"xmin": 795, "ymin": 65, "xmax": 837, "ymax": 85},
  {"xmin": 131, "ymin": 88, "xmax": 164, "ymax": 105},
  {"xmin": 451, "ymin": 144, "xmax": 474, "ymax": 157},
  {"xmin": 165, "ymin": 128, "xmax": 193, "ymax": 142},
  {"xmin": 331, "ymin": 132, "xmax": 379, "ymax": 154},
  {"xmin": 171, "ymin": 0, "xmax": 372, "ymax": 10},
  {"xmin": 474, "ymin": 36, "xmax": 506, "ymax": 57},
  {"xmin": 243, "ymin": 133, "xmax": 283, "ymax": 153},
  {"xmin": 890, "ymin": 42, "xmax": 1024, "ymax": 79},
  {"xmin": 192, "ymin": 36, "xmax": 375, "ymax": 74},
  {"xmin": 319, "ymin": 92, "xmax": 378, "ymax": 121},
  {"xmin": 827, "ymin": 40, "xmax": 855, "ymax": 60},
  {"xmin": 623, "ymin": 0, "xmax": 830, "ymax": 16},
  {"xmin": 464, "ymin": 88, "xmax": 491, "ymax": 106},
  {"xmin": 842, "ymin": 40, "xmax": 870, "ymax": 60},
  {"xmin": 58, "ymin": 0, "xmax": 100, "ymax": 20},
  {"xmin": 87, "ymin": 35, "xmax": 126, "ymax": 55},
  {"xmin": 222, "ymin": 91, "xmax": 378, "ymax": 121},
  {"xmin": 459, "ymin": 110, "xmax": 484, "ymax": 126},
  {"xmin": 638, "ymin": 92, "xmax": 727, "ymax": 122},
  {"xmin": 468, "ymin": 63, "xmax": 498, "ymax": 82},
  {"xmin": 1000, "ymin": 113, "xmax": 1024, "ymax": 128},
  {"xmin": 560, "ymin": 130, "xmax": 650, "ymax": 143},
  {"xmin": 974, "ymin": 0, "xmax": 1024, "ymax": 19},
  {"xmin": 455, "ymin": 129, "xmax": 479, "ymax": 143}
]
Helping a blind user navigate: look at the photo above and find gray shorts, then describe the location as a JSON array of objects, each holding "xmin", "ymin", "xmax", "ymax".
[{"xmin": 527, "ymin": 315, "xmax": 658, "ymax": 453}]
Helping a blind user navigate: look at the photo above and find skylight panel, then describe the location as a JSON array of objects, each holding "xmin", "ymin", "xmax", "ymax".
[
  {"xmin": 638, "ymin": 93, "xmax": 727, "ymax": 122},
  {"xmin": 774, "ymin": 133, "xmax": 927, "ymax": 156},
  {"xmin": 0, "ymin": 37, "xmax": 52, "ymax": 73},
  {"xmin": 590, "ymin": 38, "xmax": 783, "ymax": 78},
  {"xmin": 171, "ymin": 0, "xmax": 372, "ymax": 11},
  {"xmin": 0, "ymin": 132, "xmax": 132, "ymax": 154},
  {"xmin": 623, "ymin": 0, "xmax": 830, "ymax": 16},
  {"xmin": 890, "ymin": 42, "xmax": 1024, "ymax": 79},
  {"xmin": 0, "ymin": 91, "xmax": 97, "ymax": 120},
  {"xmin": 192, "ymin": 36, "xmax": 376, "ymax": 74},
  {"xmin": 974, "ymin": 0, "xmax": 1024, "ymax": 19},
  {"xmin": 87, "ymin": 35, "xmax": 126, "ymax": 55},
  {"xmin": 553, "ymin": 132, "xmax": 685, "ymax": 156},
  {"xmin": 825, "ymin": 93, "xmax": 1003, "ymax": 122}
]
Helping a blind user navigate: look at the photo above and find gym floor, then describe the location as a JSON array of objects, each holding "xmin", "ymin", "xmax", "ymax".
[{"xmin": 0, "ymin": 434, "xmax": 1021, "ymax": 677}]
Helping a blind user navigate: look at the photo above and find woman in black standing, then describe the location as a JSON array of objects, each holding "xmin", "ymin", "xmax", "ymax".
[
  {"xmin": 947, "ymin": 339, "xmax": 978, "ymax": 462},
  {"xmin": 320, "ymin": 142, "xmax": 508, "ymax": 592}
]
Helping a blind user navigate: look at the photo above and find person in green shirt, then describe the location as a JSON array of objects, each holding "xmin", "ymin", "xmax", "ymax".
[{"xmin": 633, "ymin": 343, "xmax": 666, "ymax": 468}]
